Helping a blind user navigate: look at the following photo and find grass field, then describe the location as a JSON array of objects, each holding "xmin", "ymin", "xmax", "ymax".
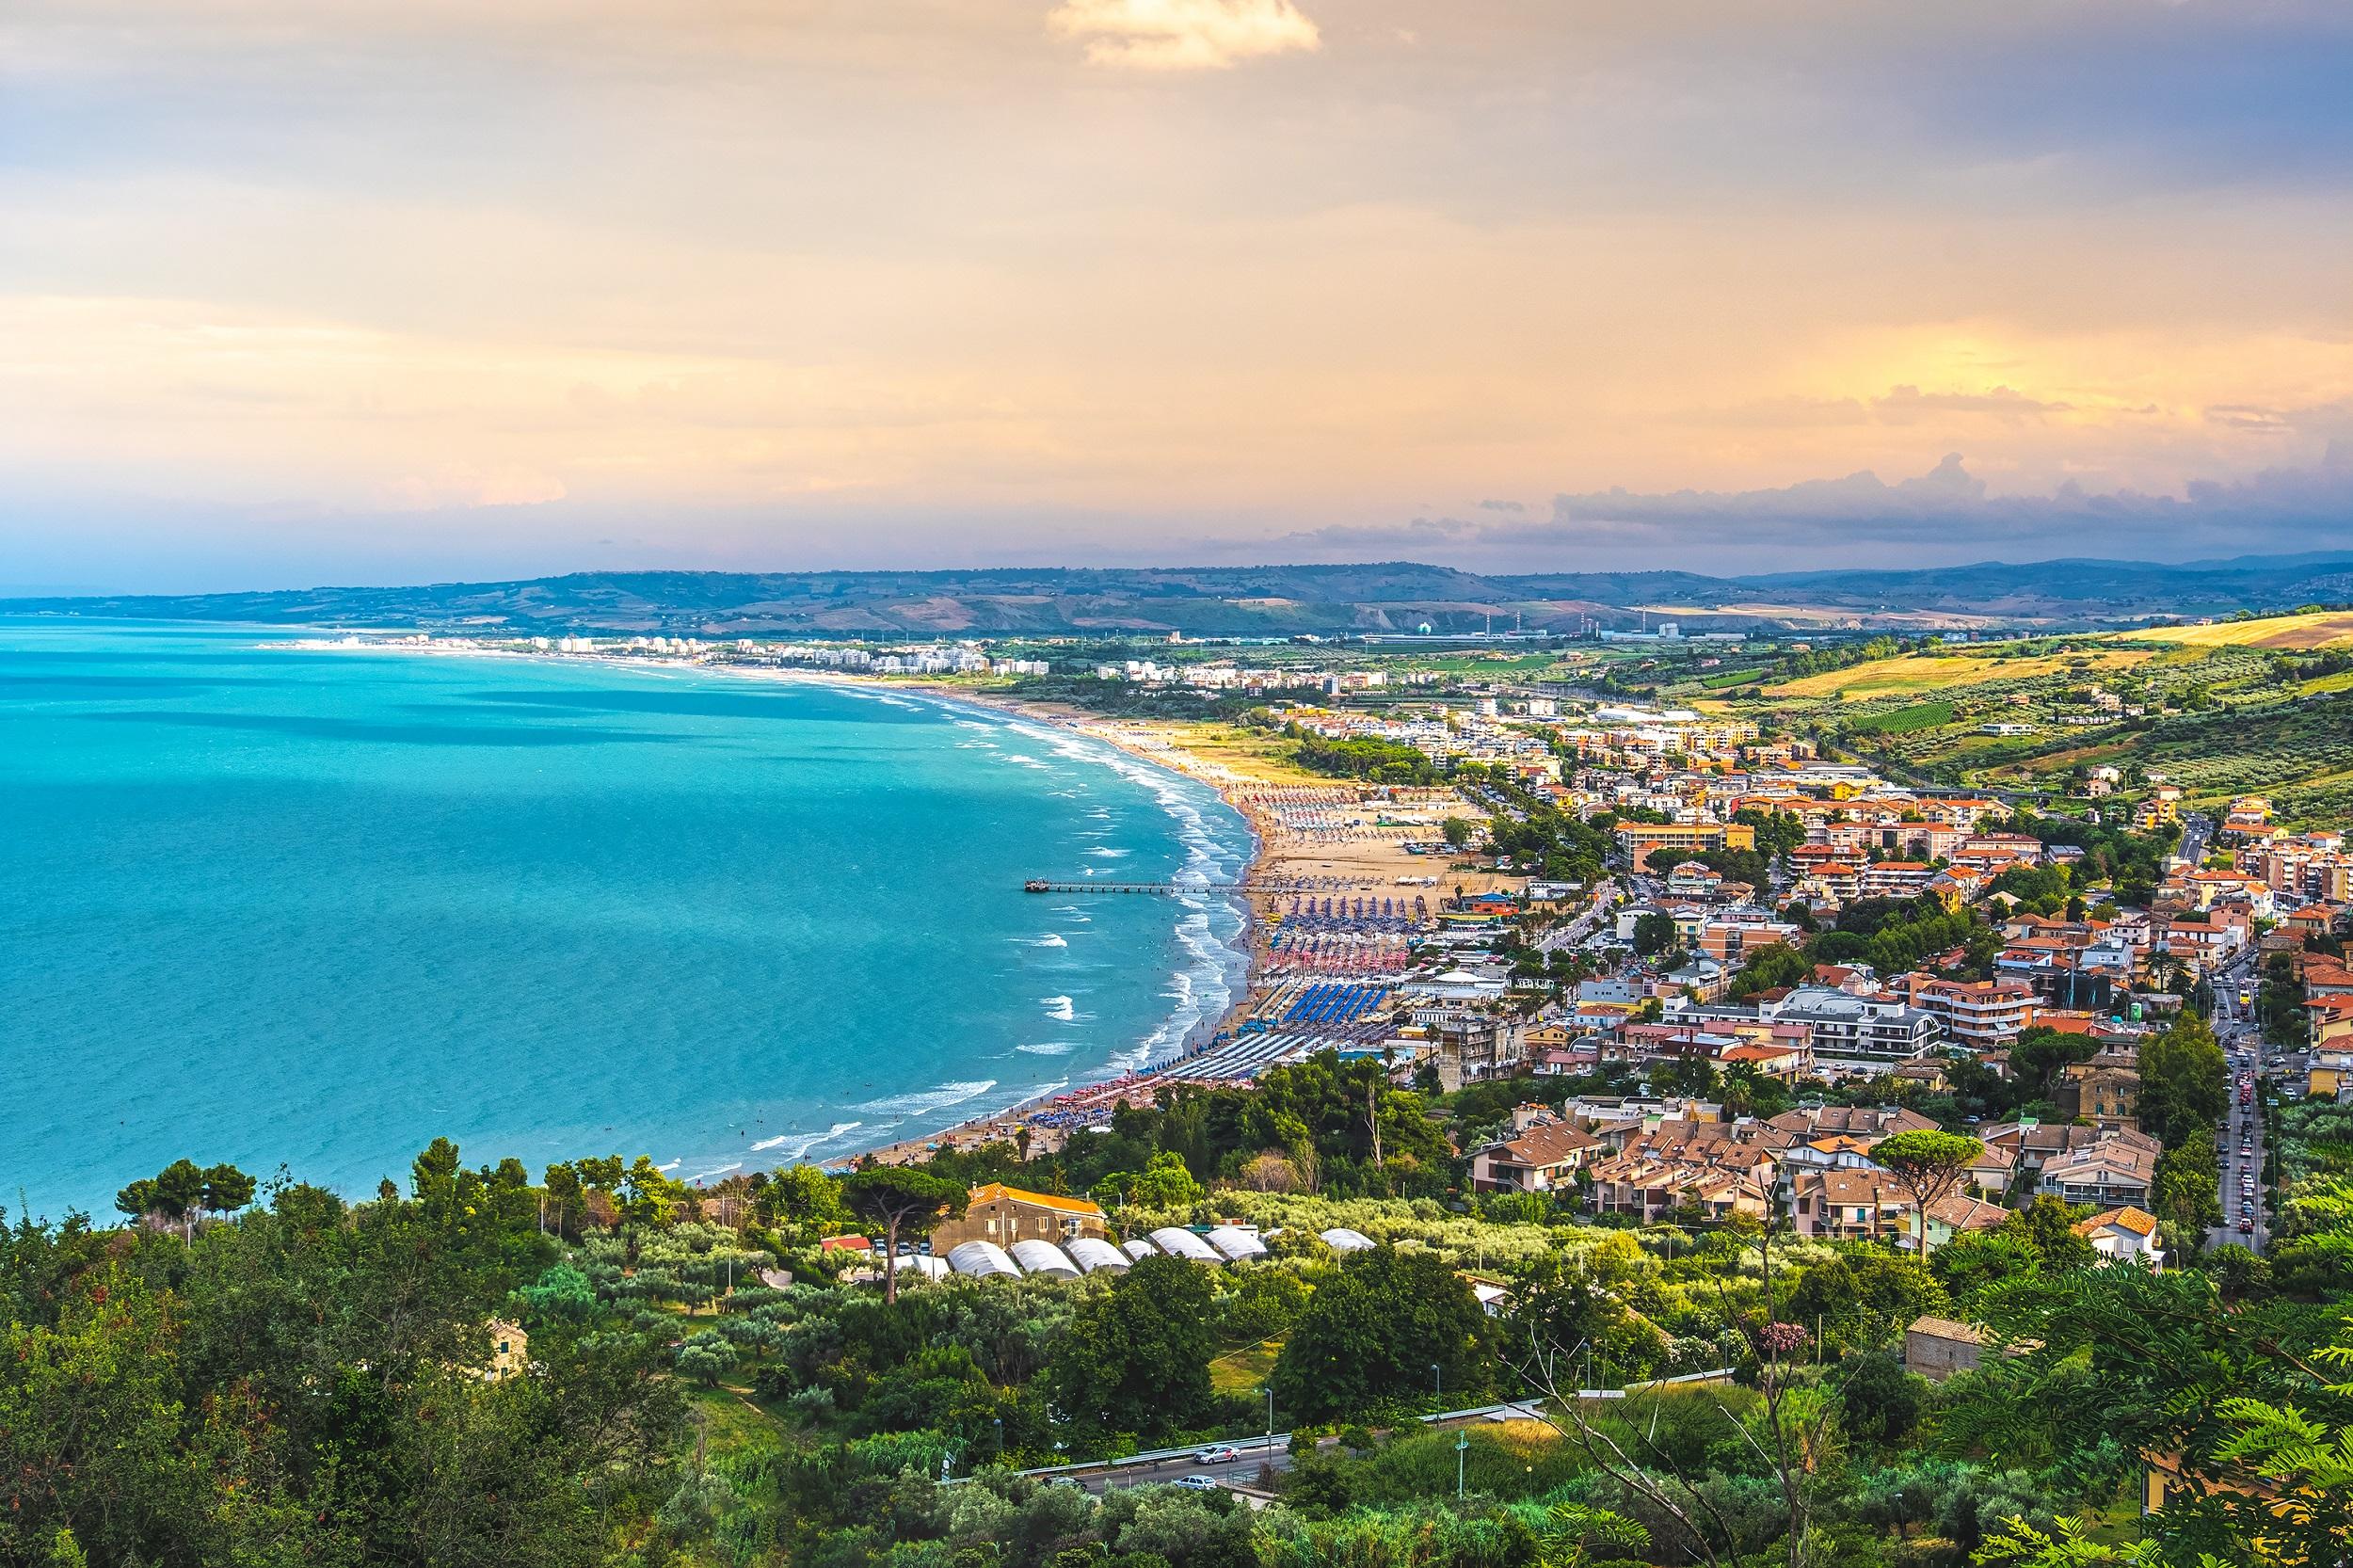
[
  {"xmin": 688, "ymin": 1383, "xmax": 791, "ymax": 1456},
  {"xmin": 1766, "ymin": 648, "xmax": 2150, "ymax": 699},
  {"xmin": 1210, "ymin": 1338, "xmax": 1284, "ymax": 1395},
  {"xmin": 2115, "ymin": 611, "xmax": 2353, "ymax": 650}
]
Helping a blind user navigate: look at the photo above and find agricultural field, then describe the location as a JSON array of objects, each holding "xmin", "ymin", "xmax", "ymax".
[
  {"xmin": 1763, "ymin": 646, "xmax": 2151, "ymax": 699},
  {"xmin": 1717, "ymin": 625, "xmax": 2353, "ymax": 823},
  {"xmin": 2113, "ymin": 609, "xmax": 2353, "ymax": 650}
]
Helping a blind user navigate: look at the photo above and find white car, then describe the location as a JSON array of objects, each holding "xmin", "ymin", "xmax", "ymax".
[
  {"xmin": 1171, "ymin": 1475, "xmax": 1221, "ymax": 1491},
  {"xmin": 1193, "ymin": 1446, "xmax": 1241, "ymax": 1465}
]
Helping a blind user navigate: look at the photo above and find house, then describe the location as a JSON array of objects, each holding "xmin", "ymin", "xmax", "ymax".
[
  {"xmin": 1765, "ymin": 1104, "xmax": 1939, "ymax": 1141},
  {"xmin": 1905, "ymin": 1317, "xmax": 1989, "ymax": 1382},
  {"xmin": 1787, "ymin": 1169, "xmax": 2007, "ymax": 1252},
  {"xmin": 2037, "ymin": 1140, "xmax": 2159, "ymax": 1208},
  {"xmin": 1718, "ymin": 1039, "xmax": 1813, "ymax": 1080},
  {"xmin": 2074, "ymin": 1206, "xmax": 2166, "ymax": 1270},
  {"xmin": 2056, "ymin": 1063, "xmax": 2141, "ymax": 1130},
  {"xmin": 1787, "ymin": 1167, "xmax": 1913, "ymax": 1243},
  {"xmin": 481, "ymin": 1320, "xmax": 529, "ymax": 1383},
  {"xmin": 2307, "ymin": 1046, "xmax": 2353, "ymax": 1102},
  {"xmin": 1980, "ymin": 1121, "xmax": 2160, "ymax": 1176},
  {"xmin": 1468, "ymin": 1120, "xmax": 1603, "ymax": 1194},
  {"xmin": 1582, "ymin": 1120, "xmax": 1786, "ymax": 1222},
  {"xmin": 930, "ymin": 1183, "xmax": 1108, "ymax": 1252}
]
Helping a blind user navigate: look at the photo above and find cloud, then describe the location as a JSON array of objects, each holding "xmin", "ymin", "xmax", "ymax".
[
  {"xmin": 1253, "ymin": 448, "xmax": 2353, "ymax": 570},
  {"xmin": 1048, "ymin": 0, "xmax": 1320, "ymax": 71},
  {"xmin": 1476, "ymin": 498, "xmax": 1526, "ymax": 513},
  {"xmin": 1873, "ymin": 384, "xmax": 2073, "ymax": 420}
]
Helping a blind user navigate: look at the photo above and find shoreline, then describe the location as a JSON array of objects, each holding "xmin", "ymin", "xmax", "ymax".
[{"xmin": 281, "ymin": 638, "xmax": 1273, "ymax": 1168}]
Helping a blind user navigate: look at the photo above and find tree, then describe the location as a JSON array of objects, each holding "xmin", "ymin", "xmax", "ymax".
[
  {"xmin": 520, "ymin": 1262, "xmax": 597, "ymax": 1320},
  {"xmin": 1871, "ymin": 1129, "xmax": 1984, "ymax": 1255},
  {"xmin": 676, "ymin": 1329, "xmax": 735, "ymax": 1387},
  {"xmin": 840, "ymin": 1168, "xmax": 967, "ymax": 1304},
  {"xmin": 1631, "ymin": 912, "xmax": 1678, "ymax": 957},
  {"xmin": 2152, "ymin": 1130, "xmax": 2223, "ymax": 1240},
  {"xmin": 200, "ymin": 1163, "xmax": 256, "ymax": 1220},
  {"xmin": 1441, "ymin": 816, "xmax": 1475, "ymax": 849},
  {"xmin": 2137, "ymin": 1013, "xmax": 2227, "ymax": 1148},
  {"xmin": 1128, "ymin": 1152, "xmax": 1204, "ymax": 1209},
  {"xmin": 754, "ymin": 1162, "xmax": 848, "ymax": 1243},
  {"xmin": 1786, "ymin": 1252, "xmax": 1948, "ymax": 1352},
  {"xmin": 1997, "ymin": 1194, "xmax": 2097, "ymax": 1272},
  {"xmin": 1047, "ymin": 1255, "xmax": 1217, "ymax": 1448},
  {"xmin": 1833, "ymin": 1353, "xmax": 1924, "ymax": 1447},
  {"xmin": 1269, "ymin": 1247, "xmax": 1488, "ymax": 1421},
  {"xmin": 111, "ymin": 1158, "xmax": 216, "ymax": 1236},
  {"xmin": 1727, "ymin": 942, "xmax": 1810, "ymax": 1001}
]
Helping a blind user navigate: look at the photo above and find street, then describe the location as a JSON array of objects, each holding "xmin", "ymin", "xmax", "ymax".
[{"xmin": 2207, "ymin": 945, "xmax": 2270, "ymax": 1254}]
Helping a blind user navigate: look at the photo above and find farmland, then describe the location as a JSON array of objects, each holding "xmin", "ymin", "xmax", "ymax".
[
  {"xmin": 2113, "ymin": 609, "xmax": 2353, "ymax": 650},
  {"xmin": 1764, "ymin": 647, "xmax": 2152, "ymax": 699},
  {"xmin": 1664, "ymin": 616, "xmax": 2353, "ymax": 824}
]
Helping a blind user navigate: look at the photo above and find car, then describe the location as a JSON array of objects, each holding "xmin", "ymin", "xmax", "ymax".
[
  {"xmin": 1170, "ymin": 1475, "xmax": 1220, "ymax": 1491},
  {"xmin": 1193, "ymin": 1447, "xmax": 1241, "ymax": 1465},
  {"xmin": 2238, "ymin": 1220, "xmax": 2254, "ymax": 1233}
]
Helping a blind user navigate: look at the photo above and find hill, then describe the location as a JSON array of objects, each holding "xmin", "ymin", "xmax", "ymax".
[{"xmin": 8, "ymin": 551, "xmax": 2353, "ymax": 636}]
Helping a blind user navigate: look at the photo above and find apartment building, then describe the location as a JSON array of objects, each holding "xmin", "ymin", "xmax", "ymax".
[{"xmin": 1912, "ymin": 978, "xmax": 2040, "ymax": 1047}]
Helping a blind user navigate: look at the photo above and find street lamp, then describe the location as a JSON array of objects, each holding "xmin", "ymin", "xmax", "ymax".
[
  {"xmin": 1433, "ymin": 1363, "xmax": 1443, "ymax": 1404},
  {"xmin": 1265, "ymin": 1388, "xmax": 1274, "ymax": 1441},
  {"xmin": 1455, "ymin": 1431, "xmax": 1470, "ymax": 1498}
]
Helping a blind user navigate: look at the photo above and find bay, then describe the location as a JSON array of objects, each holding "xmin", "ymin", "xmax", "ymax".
[{"xmin": 0, "ymin": 618, "xmax": 1251, "ymax": 1220}]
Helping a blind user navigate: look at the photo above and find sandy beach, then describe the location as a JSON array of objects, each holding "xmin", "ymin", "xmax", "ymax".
[
  {"xmin": 291, "ymin": 639, "xmax": 1497, "ymax": 1168},
  {"xmin": 841, "ymin": 685, "xmax": 1519, "ymax": 1167}
]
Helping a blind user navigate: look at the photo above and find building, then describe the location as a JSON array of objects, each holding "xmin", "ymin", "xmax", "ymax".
[
  {"xmin": 1614, "ymin": 819, "xmax": 1756, "ymax": 872},
  {"xmin": 1671, "ymin": 987, "xmax": 1942, "ymax": 1074},
  {"xmin": 2036, "ymin": 1140, "xmax": 2159, "ymax": 1209},
  {"xmin": 2074, "ymin": 1206, "xmax": 2166, "ymax": 1270},
  {"xmin": 1468, "ymin": 1120, "xmax": 1603, "ymax": 1194},
  {"xmin": 1905, "ymin": 1316, "xmax": 1989, "ymax": 1382},
  {"xmin": 1913, "ymin": 979, "xmax": 2040, "ymax": 1047},
  {"xmin": 930, "ymin": 1183, "xmax": 1108, "ymax": 1252},
  {"xmin": 2055, "ymin": 1062, "xmax": 2141, "ymax": 1129}
]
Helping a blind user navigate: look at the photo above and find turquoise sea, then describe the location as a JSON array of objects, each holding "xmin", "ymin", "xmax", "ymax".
[{"xmin": 0, "ymin": 619, "xmax": 1251, "ymax": 1221}]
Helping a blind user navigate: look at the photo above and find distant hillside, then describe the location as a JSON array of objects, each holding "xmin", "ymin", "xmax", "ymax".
[{"xmin": 8, "ymin": 552, "xmax": 2351, "ymax": 636}]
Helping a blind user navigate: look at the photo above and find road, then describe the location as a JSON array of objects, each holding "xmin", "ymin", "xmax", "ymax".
[
  {"xmin": 1048, "ymin": 1404, "xmax": 1549, "ymax": 1496},
  {"xmin": 2208, "ymin": 945, "xmax": 2271, "ymax": 1253},
  {"xmin": 1536, "ymin": 875, "xmax": 1618, "ymax": 952},
  {"xmin": 1070, "ymin": 1439, "xmax": 1290, "ymax": 1496}
]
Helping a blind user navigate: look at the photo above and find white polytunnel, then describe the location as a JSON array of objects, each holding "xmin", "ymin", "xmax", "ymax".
[
  {"xmin": 945, "ymin": 1240, "xmax": 1022, "ymax": 1280},
  {"xmin": 1148, "ymin": 1226, "xmax": 1223, "ymax": 1263},
  {"xmin": 1008, "ymin": 1240, "xmax": 1082, "ymax": 1279},
  {"xmin": 1065, "ymin": 1237, "xmax": 1130, "ymax": 1273},
  {"xmin": 1122, "ymin": 1239, "xmax": 1160, "ymax": 1260},
  {"xmin": 890, "ymin": 1255, "xmax": 952, "ymax": 1280},
  {"xmin": 1205, "ymin": 1226, "xmax": 1269, "ymax": 1261},
  {"xmin": 1320, "ymin": 1227, "xmax": 1377, "ymax": 1253}
]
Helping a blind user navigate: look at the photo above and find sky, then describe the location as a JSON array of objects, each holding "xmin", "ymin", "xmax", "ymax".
[{"xmin": 2, "ymin": 0, "xmax": 2349, "ymax": 592}]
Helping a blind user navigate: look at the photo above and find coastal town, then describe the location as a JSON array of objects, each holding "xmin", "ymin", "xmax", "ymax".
[{"xmin": 339, "ymin": 622, "xmax": 2351, "ymax": 1262}]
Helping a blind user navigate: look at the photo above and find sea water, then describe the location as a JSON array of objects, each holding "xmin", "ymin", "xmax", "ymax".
[{"xmin": 0, "ymin": 618, "xmax": 1251, "ymax": 1220}]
